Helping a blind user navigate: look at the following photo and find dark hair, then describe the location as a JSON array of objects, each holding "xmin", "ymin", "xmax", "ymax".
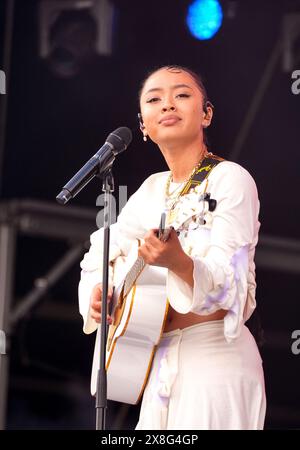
[{"xmin": 138, "ymin": 65, "xmax": 213, "ymax": 147}]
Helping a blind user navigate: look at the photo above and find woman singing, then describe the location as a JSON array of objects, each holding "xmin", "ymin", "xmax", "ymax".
[{"xmin": 78, "ymin": 65, "xmax": 266, "ymax": 430}]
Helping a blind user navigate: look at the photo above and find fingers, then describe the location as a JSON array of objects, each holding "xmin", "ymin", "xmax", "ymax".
[
  {"xmin": 90, "ymin": 309, "xmax": 113, "ymax": 325},
  {"xmin": 168, "ymin": 228, "xmax": 180, "ymax": 240},
  {"xmin": 90, "ymin": 283, "xmax": 113, "ymax": 306},
  {"xmin": 138, "ymin": 242, "xmax": 152, "ymax": 262},
  {"xmin": 90, "ymin": 283, "xmax": 102, "ymax": 305},
  {"xmin": 90, "ymin": 283, "xmax": 113, "ymax": 324},
  {"xmin": 138, "ymin": 227, "xmax": 183, "ymax": 268},
  {"xmin": 144, "ymin": 229, "xmax": 160, "ymax": 243},
  {"xmin": 142, "ymin": 228, "xmax": 179, "ymax": 252},
  {"xmin": 144, "ymin": 228, "xmax": 179, "ymax": 245}
]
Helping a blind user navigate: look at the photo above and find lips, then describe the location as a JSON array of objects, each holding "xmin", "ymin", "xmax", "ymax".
[{"xmin": 159, "ymin": 115, "xmax": 181, "ymax": 125}]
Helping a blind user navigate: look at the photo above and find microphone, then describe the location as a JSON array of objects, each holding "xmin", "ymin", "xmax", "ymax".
[{"xmin": 56, "ymin": 127, "xmax": 132, "ymax": 205}]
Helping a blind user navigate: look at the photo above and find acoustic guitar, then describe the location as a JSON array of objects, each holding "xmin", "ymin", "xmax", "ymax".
[
  {"xmin": 105, "ymin": 213, "xmax": 170, "ymax": 404},
  {"xmin": 105, "ymin": 190, "xmax": 211, "ymax": 404}
]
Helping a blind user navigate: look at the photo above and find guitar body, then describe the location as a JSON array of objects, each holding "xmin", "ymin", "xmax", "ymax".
[{"xmin": 106, "ymin": 241, "xmax": 169, "ymax": 404}]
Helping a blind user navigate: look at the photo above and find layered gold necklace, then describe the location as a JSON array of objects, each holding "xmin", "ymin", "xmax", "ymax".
[{"xmin": 165, "ymin": 150, "xmax": 212, "ymax": 224}]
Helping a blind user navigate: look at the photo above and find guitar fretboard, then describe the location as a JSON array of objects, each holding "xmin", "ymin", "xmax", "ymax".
[{"xmin": 123, "ymin": 256, "xmax": 146, "ymax": 298}]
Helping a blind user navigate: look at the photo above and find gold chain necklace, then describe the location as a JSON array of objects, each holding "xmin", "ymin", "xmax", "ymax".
[
  {"xmin": 165, "ymin": 151, "xmax": 211, "ymax": 203},
  {"xmin": 164, "ymin": 151, "xmax": 212, "ymax": 224},
  {"xmin": 166, "ymin": 179, "xmax": 186, "ymax": 198}
]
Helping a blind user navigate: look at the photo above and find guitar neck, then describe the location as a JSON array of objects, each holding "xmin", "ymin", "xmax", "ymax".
[{"xmin": 123, "ymin": 255, "xmax": 146, "ymax": 297}]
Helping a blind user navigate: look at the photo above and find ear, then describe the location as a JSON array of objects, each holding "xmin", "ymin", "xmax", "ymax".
[
  {"xmin": 202, "ymin": 102, "xmax": 213, "ymax": 128},
  {"xmin": 138, "ymin": 112, "xmax": 145, "ymax": 130}
]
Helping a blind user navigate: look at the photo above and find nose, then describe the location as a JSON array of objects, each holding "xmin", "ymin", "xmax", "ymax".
[
  {"xmin": 162, "ymin": 104, "xmax": 176, "ymax": 112},
  {"xmin": 161, "ymin": 95, "xmax": 176, "ymax": 112}
]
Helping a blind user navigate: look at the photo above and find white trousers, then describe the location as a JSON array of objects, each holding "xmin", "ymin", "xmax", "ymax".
[{"xmin": 136, "ymin": 320, "xmax": 266, "ymax": 430}]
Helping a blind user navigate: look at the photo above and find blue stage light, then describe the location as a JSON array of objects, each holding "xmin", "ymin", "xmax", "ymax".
[{"xmin": 186, "ymin": 0, "xmax": 223, "ymax": 40}]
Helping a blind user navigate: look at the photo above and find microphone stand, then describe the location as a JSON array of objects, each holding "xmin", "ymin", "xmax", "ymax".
[{"xmin": 96, "ymin": 168, "xmax": 114, "ymax": 430}]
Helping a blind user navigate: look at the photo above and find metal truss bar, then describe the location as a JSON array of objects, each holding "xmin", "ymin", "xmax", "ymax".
[
  {"xmin": 10, "ymin": 243, "xmax": 86, "ymax": 327},
  {"xmin": 0, "ymin": 222, "xmax": 16, "ymax": 430},
  {"xmin": 282, "ymin": 13, "xmax": 300, "ymax": 72},
  {"xmin": 0, "ymin": 0, "xmax": 15, "ymax": 196},
  {"xmin": 229, "ymin": 39, "xmax": 282, "ymax": 161},
  {"xmin": 256, "ymin": 234, "xmax": 300, "ymax": 274}
]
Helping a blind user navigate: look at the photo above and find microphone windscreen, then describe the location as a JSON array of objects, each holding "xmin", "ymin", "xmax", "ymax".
[{"xmin": 107, "ymin": 127, "xmax": 132, "ymax": 155}]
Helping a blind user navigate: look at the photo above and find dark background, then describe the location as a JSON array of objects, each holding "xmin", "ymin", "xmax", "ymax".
[{"xmin": 0, "ymin": 0, "xmax": 299, "ymax": 429}]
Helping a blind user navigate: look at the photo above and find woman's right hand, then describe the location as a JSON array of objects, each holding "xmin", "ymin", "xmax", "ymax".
[{"xmin": 90, "ymin": 283, "xmax": 114, "ymax": 324}]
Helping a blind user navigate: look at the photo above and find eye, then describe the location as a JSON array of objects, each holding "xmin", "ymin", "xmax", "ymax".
[
  {"xmin": 176, "ymin": 93, "xmax": 191, "ymax": 98},
  {"xmin": 146, "ymin": 97, "xmax": 160, "ymax": 103}
]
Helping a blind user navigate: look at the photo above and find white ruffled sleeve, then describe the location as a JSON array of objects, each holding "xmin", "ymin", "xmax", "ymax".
[{"xmin": 166, "ymin": 162, "xmax": 260, "ymax": 341}]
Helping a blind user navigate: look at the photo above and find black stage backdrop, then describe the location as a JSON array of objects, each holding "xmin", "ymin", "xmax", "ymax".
[{"xmin": 0, "ymin": 0, "xmax": 299, "ymax": 430}]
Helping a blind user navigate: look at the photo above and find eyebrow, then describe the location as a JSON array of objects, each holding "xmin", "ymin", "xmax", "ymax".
[{"xmin": 144, "ymin": 84, "xmax": 193, "ymax": 95}]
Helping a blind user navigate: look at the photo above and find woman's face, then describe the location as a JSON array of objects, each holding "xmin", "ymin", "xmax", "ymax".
[{"xmin": 139, "ymin": 68, "xmax": 208, "ymax": 147}]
